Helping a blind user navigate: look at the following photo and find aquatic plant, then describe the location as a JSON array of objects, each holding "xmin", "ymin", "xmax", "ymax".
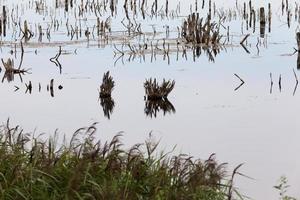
[
  {"xmin": 144, "ymin": 78, "xmax": 175, "ymax": 100},
  {"xmin": 99, "ymin": 71, "xmax": 115, "ymax": 98},
  {"xmin": 0, "ymin": 120, "xmax": 243, "ymax": 200},
  {"xmin": 182, "ymin": 13, "xmax": 222, "ymax": 46},
  {"xmin": 274, "ymin": 176, "xmax": 297, "ymax": 200}
]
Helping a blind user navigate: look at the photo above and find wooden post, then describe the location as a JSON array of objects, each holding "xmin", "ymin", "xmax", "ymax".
[
  {"xmin": 65, "ymin": 0, "xmax": 69, "ymax": 12},
  {"xmin": 260, "ymin": 7, "xmax": 266, "ymax": 37},
  {"xmin": 0, "ymin": 19, "xmax": 2, "ymax": 36},
  {"xmin": 268, "ymin": 3, "xmax": 271, "ymax": 33},
  {"xmin": 260, "ymin": 7, "xmax": 266, "ymax": 24},
  {"xmin": 297, "ymin": 52, "xmax": 300, "ymax": 70},
  {"xmin": 252, "ymin": 9, "xmax": 256, "ymax": 33},
  {"xmin": 3, "ymin": 6, "xmax": 6, "ymax": 37},
  {"xmin": 243, "ymin": 2, "xmax": 246, "ymax": 19},
  {"xmin": 296, "ymin": 32, "xmax": 300, "ymax": 50}
]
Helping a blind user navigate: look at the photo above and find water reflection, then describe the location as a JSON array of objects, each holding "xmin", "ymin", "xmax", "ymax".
[
  {"xmin": 144, "ymin": 98, "xmax": 175, "ymax": 118},
  {"xmin": 114, "ymin": 44, "xmax": 223, "ymax": 66},
  {"xmin": 99, "ymin": 97, "xmax": 115, "ymax": 119}
]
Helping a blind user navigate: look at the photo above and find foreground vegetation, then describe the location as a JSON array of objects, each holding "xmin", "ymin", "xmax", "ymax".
[{"xmin": 0, "ymin": 120, "xmax": 243, "ymax": 200}]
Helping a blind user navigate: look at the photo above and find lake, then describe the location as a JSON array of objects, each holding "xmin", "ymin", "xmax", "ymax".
[{"xmin": 0, "ymin": 0, "xmax": 299, "ymax": 199}]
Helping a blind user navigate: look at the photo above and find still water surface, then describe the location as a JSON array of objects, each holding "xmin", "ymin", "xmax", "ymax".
[{"xmin": 0, "ymin": 0, "xmax": 300, "ymax": 199}]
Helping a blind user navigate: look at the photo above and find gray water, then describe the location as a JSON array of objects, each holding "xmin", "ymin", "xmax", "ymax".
[{"xmin": 0, "ymin": 0, "xmax": 300, "ymax": 199}]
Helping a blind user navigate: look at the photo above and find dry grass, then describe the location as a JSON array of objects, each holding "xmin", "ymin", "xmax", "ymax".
[
  {"xmin": 144, "ymin": 78, "xmax": 175, "ymax": 100},
  {"xmin": 182, "ymin": 13, "xmax": 222, "ymax": 46},
  {"xmin": 0, "ymin": 120, "xmax": 244, "ymax": 200},
  {"xmin": 99, "ymin": 71, "xmax": 115, "ymax": 98}
]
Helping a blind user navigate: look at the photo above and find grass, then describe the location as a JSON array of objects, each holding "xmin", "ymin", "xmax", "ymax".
[
  {"xmin": 274, "ymin": 176, "xmax": 297, "ymax": 200},
  {"xmin": 0, "ymin": 120, "xmax": 243, "ymax": 200}
]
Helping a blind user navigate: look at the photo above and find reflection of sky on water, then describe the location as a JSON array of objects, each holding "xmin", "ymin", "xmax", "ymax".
[{"xmin": 0, "ymin": 0, "xmax": 300, "ymax": 199}]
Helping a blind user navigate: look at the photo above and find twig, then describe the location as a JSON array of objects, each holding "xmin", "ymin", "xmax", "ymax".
[
  {"xmin": 234, "ymin": 74, "xmax": 245, "ymax": 84},
  {"xmin": 240, "ymin": 34, "xmax": 250, "ymax": 45}
]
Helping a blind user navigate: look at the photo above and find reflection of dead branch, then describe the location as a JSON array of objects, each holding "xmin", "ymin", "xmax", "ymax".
[
  {"xmin": 50, "ymin": 79, "xmax": 54, "ymax": 97},
  {"xmin": 113, "ymin": 41, "xmax": 223, "ymax": 65},
  {"xmin": 50, "ymin": 46, "xmax": 62, "ymax": 74},
  {"xmin": 234, "ymin": 74, "xmax": 245, "ymax": 91},
  {"xmin": 25, "ymin": 81, "xmax": 32, "ymax": 94},
  {"xmin": 293, "ymin": 69, "xmax": 298, "ymax": 96},
  {"xmin": 144, "ymin": 98, "xmax": 175, "ymax": 118},
  {"xmin": 270, "ymin": 73, "xmax": 273, "ymax": 94}
]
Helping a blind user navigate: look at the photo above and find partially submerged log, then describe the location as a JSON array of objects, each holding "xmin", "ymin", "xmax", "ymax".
[
  {"xmin": 144, "ymin": 78, "xmax": 175, "ymax": 100},
  {"xmin": 99, "ymin": 71, "xmax": 115, "ymax": 98}
]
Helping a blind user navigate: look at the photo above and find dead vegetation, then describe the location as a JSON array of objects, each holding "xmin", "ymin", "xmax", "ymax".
[
  {"xmin": 99, "ymin": 71, "xmax": 115, "ymax": 98},
  {"xmin": 182, "ymin": 13, "xmax": 222, "ymax": 46},
  {"xmin": 144, "ymin": 78, "xmax": 175, "ymax": 100}
]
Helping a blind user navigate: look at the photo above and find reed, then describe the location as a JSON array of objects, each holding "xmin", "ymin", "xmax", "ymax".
[
  {"xmin": 0, "ymin": 120, "xmax": 243, "ymax": 200},
  {"xmin": 144, "ymin": 78, "xmax": 175, "ymax": 100},
  {"xmin": 99, "ymin": 71, "xmax": 115, "ymax": 98},
  {"xmin": 182, "ymin": 13, "xmax": 222, "ymax": 46}
]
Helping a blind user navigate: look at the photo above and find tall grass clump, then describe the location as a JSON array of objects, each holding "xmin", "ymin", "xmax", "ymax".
[
  {"xmin": 144, "ymin": 78, "xmax": 175, "ymax": 100},
  {"xmin": 99, "ymin": 71, "xmax": 115, "ymax": 98},
  {"xmin": 182, "ymin": 13, "xmax": 222, "ymax": 45},
  {"xmin": 0, "ymin": 120, "xmax": 243, "ymax": 200}
]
